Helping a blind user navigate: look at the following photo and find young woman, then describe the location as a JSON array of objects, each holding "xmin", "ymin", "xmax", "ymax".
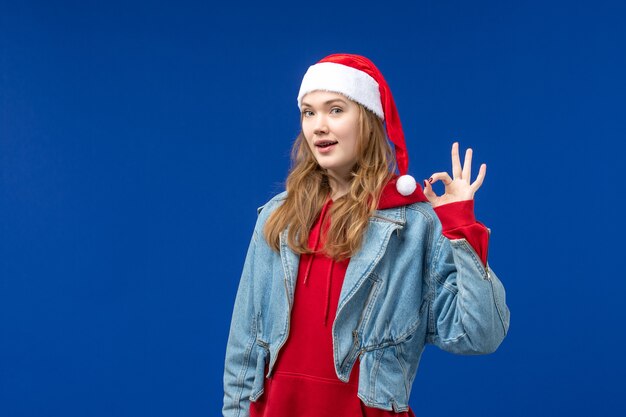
[{"xmin": 222, "ymin": 53, "xmax": 510, "ymax": 416}]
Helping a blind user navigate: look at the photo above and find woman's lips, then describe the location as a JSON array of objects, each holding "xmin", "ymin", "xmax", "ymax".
[
  {"xmin": 316, "ymin": 143, "xmax": 336, "ymax": 154},
  {"xmin": 315, "ymin": 140, "xmax": 338, "ymax": 154}
]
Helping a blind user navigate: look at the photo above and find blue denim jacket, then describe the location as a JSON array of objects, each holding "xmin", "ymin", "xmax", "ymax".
[{"xmin": 223, "ymin": 191, "xmax": 510, "ymax": 415}]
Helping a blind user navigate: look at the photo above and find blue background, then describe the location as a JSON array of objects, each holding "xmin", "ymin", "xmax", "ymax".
[{"xmin": 1, "ymin": 0, "xmax": 624, "ymax": 416}]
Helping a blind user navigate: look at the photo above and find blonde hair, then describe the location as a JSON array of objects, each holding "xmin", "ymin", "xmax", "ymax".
[{"xmin": 263, "ymin": 103, "xmax": 397, "ymax": 261}]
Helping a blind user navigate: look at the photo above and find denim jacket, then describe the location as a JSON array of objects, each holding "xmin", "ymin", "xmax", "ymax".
[{"xmin": 223, "ymin": 191, "xmax": 510, "ymax": 415}]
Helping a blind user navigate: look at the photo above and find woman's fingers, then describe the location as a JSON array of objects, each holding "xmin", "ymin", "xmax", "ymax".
[
  {"xmin": 470, "ymin": 163, "xmax": 487, "ymax": 192},
  {"xmin": 428, "ymin": 172, "xmax": 452, "ymax": 186},
  {"xmin": 422, "ymin": 179, "xmax": 437, "ymax": 201},
  {"xmin": 429, "ymin": 172, "xmax": 454, "ymax": 186},
  {"xmin": 451, "ymin": 142, "xmax": 462, "ymax": 179},
  {"xmin": 430, "ymin": 145, "xmax": 485, "ymax": 202},
  {"xmin": 462, "ymin": 147, "xmax": 473, "ymax": 181}
]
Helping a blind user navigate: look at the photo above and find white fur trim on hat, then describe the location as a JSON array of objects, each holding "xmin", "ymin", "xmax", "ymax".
[{"xmin": 297, "ymin": 62, "xmax": 384, "ymax": 119}]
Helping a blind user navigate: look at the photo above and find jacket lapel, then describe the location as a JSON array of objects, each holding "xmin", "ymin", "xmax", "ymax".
[
  {"xmin": 278, "ymin": 206, "xmax": 406, "ymax": 315},
  {"xmin": 336, "ymin": 206, "xmax": 406, "ymax": 312}
]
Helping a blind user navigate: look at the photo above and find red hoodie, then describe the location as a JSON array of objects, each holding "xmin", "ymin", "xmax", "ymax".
[{"xmin": 250, "ymin": 177, "xmax": 489, "ymax": 416}]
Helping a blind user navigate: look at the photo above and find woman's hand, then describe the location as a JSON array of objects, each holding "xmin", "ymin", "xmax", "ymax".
[{"xmin": 423, "ymin": 142, "xmax": 486, "ymax": 208}]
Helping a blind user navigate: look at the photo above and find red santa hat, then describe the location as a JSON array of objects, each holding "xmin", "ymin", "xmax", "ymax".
[{"xmin": 297, "ymin": 53, "xmax": 417, "ymax": 196}]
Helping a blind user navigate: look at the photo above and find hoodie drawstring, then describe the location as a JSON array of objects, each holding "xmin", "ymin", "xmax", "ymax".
[
  {"xmin": 303, "ymin": 197, "xmax": 331, "ymax": 286},
  {"xmin": 302, "ymin": 197, "xmax": 336, "ymax": 326}
]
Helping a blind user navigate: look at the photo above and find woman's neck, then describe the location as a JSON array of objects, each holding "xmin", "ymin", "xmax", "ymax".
[{"xmin": 326, "ymin": 171, "xmax": 352, "ymax": 201}]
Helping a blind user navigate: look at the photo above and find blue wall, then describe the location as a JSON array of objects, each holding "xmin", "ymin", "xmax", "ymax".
[{"xmin": 1, "ymin": 1, "xmax": 624, "ymax": 416}]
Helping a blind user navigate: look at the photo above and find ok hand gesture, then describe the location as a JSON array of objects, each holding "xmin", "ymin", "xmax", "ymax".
[{"xmin": 423, "ymin": 142, "xmax": 486, "ymax": 208}]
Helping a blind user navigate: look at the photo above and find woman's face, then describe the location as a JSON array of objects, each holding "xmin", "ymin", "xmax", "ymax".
[{"xmin": 301, "ymin": 90, "xmax": 360, "ymax": 181}]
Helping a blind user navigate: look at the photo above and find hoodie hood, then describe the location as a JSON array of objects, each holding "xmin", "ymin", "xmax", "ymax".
[{"xmin": 377, "ymin": 174, "xmax": 428, "ymax": 209}]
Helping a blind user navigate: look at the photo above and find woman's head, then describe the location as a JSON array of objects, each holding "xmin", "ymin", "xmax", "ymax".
[
  {"xmin": 263, "ymin": 53, "xmax": 410, "ymax": 260},
  {"xmin": 296, "ymin": 53, "xmax": 416, "ymax": 196},
  {"xmin": 297, "ymin": 90, "xmax": 395, "ymax": 187}
]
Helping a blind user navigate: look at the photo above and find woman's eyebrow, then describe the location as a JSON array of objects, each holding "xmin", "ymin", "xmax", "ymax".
[{"xmin": 301, "ymin": 99, "xmax": 348, "ymax": 107}]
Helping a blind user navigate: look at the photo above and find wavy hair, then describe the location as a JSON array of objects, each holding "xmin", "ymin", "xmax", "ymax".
[{"xmin": 263, "ymin": 102, "xmax": 397, "ymax": 261}]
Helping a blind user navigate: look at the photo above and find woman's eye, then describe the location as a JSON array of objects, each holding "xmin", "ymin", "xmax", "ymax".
[
  {"xmin": 330, "ymin": 107, "xmax": 343, "ymax": 114},
  {"xmin": 303, "ymin": 110, "xmax": 313, "ymax": 117}
]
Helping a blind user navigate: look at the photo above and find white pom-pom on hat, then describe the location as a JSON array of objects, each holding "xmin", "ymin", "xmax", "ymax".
[{"xmin": 396, "ymin": 174, "xmax": 417, "ymax": 196}]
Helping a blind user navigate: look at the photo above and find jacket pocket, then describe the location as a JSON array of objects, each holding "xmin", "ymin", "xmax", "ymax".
[{"xmin": 249, "ymin": 341, "xmax": 269, "ymax": 402}]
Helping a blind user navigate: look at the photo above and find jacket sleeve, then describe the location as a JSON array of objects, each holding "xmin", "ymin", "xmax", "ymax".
[
  {"xmin": 222, "ymin": 228, "xmax": 259, "ymax": 417},
  {"xmin": 425, "ymin": 218, "xmax": 510, "ymax": 355}
]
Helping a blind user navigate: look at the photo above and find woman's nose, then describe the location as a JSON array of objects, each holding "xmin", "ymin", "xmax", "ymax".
[{"xmin": 314, "ymin": 115, "xmax": 328, "ymax": 135}]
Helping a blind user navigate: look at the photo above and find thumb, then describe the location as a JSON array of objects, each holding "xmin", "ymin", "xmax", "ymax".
[{"xmin": 423, "ymin": 179, "xmax": 437, "ymax": 202}]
